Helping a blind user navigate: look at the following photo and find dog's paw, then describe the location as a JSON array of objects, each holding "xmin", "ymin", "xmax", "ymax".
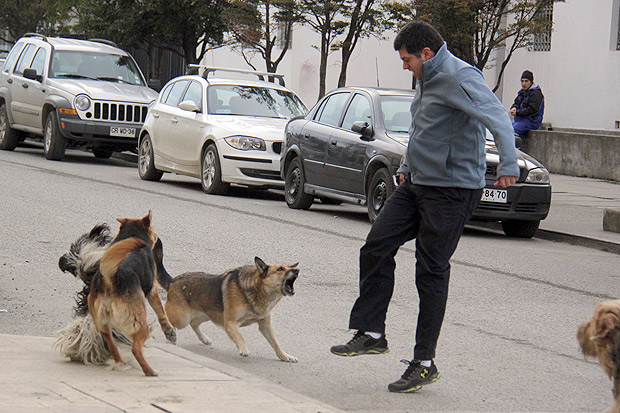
[
  {"xmin": 145, "ymin": 369, "xmax": 158, "ymax": 377},
  {"xmin": 240, "ymin": 350, "xmax": 250, "ymax": 357},
  {"xmin": 199, "ymin": 336, "xmax": 212, "ymax": 345},
  {"xmin": 279, "ymin": 353, "xmax": 298, "ymax": 363},
  {"xmin": 164, "ymin": 328, "xmax": 177, "ymax": 344}
]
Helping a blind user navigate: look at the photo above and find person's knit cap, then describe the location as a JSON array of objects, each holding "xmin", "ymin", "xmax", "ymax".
[{"xmin": 521, "ymin": 70, "xmax": 534, "ymax": 82}]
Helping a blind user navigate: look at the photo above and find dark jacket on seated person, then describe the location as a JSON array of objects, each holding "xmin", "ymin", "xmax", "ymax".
[{"xmin": 511, "ymin": 85, "xmax": 544, "ymax": 135}]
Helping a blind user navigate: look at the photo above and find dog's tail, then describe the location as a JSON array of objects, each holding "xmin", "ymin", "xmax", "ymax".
[
  {"xmin": 154, "ymin": 237, "xmax": 173, "ymax": 291},
  {"xmin": 55, "ymin": 315, "xmax": 114, "ymax": 365}
]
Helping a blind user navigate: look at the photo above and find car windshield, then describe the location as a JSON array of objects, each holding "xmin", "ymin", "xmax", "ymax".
[
  {"xmin": 49, "ymin": 51, "xmax": 145, "ymax": 86},
  {"xmin": 380, "ymin": 95, "xmax": 413, "ymax": 132},
  {"xmin": 207, "ymin": 85, "xmax": 307, "ymax": 118}
]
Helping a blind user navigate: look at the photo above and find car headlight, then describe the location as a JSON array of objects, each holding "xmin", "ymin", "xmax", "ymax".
[
  {"xmin": 525, "ymin": 167, "xmax": 550, "ymax": 184},
  {"xmin": 225, "ymin": 136, "xmax": 266, "ymax": 151},
  {"xmin": 74, "ymin": 94, "xmax": 91, "ymax": 111}
]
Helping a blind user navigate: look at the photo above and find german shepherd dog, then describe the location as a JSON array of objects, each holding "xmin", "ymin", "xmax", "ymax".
[
  {"xmin": 87, "ymin": 211, "xmax": 176, "ymax": 376},
  {"xmin": 157, "ymin": 252, "xmax": 299, "ymax": 362},
  {"xmin": 57, "ymin": 221, "xmax": 172, "ymax": 368},
  {"xmin": 57, "ymin": 212, "xmax": 175, "ymax": 375},
  {"xmin": 578, "ymin": 300, "xmax": 620, "ymax": 413}
]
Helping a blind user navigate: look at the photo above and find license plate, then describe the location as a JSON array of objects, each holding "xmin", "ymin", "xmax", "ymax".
[
  {"xmin": 110, "ymin": 126, "xmax": 136, "ymax": 137},
  {"xmin": 481, "ymin": 188, "xmax": 507, "ymax": 203}
]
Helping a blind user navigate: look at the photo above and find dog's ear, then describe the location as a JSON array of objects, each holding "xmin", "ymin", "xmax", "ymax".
[
  {"xmin": 592, "ymin": 304, "xmax": 620, "ymax": 339},
  {"xmin": 141, "ymin": 210, "xmax": 153, "ymax": 229},
  {"xmin": 116, "ymin": 217, "xmax": 128, "ymax": 227},
  {"xmin": 290, "ymin": 262, "xmax": 299, "ymax": 268},
  {"xmin": 254, "ymin": 257, "xmax": 268, "ymax": 274}
]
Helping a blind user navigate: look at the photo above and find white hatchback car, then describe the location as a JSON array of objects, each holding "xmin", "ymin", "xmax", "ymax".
[{"xmin": 138, "ymin": 67, "xmax": 307, "ymax": 194}]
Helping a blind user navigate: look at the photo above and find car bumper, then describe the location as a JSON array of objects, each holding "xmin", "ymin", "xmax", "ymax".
[
  {"xmin": 219, "ymin": 142, "xmax": 284, "ymax": 188},
  {"xmin": 58, "ymin": 116, "xmax": 141, "ymax": 148},
  {"xmin": 471, "ymin": 183, "xmax": 551, "ymax": 222}
]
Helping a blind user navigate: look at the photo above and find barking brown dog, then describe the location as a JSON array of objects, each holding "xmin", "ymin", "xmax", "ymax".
[
  {"xmin": 578, "ymin": 300, "xmax": 620, "ymax": 413},
  {"xmin": 157, "ymin": 254, "xmax": 299, "ymax": 362},
  {"xmin": 88, "ymin": 211, "xmax": 176, "ymax": 376}
]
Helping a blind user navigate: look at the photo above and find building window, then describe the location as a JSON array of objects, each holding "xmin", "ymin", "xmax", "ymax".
[
  {"xmin": 533, "ymin": 3, "xmax": 553, "ymax": 52},
  {"xmin": 617, "ymin": 2, "xmax": 620, "ymax": 50}
]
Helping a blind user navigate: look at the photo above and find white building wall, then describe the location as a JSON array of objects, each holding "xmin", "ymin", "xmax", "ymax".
[
  {"xmin": 203, "ymin": 0, "xmax": 619, "ymax": 130},
  {"xmin": 498, "ymin": 0, "xmax": 620, "ymax": 130}
]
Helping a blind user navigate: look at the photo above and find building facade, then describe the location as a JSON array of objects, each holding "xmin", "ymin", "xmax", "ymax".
[{"xmin": 203, "ymin": 0, "xmax": 620, "ymax": 130}]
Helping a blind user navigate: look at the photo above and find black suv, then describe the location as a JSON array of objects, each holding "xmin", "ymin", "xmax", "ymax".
[{"xmin": 280, "ymin": 86, "xmax": 551, "ymax": 238}]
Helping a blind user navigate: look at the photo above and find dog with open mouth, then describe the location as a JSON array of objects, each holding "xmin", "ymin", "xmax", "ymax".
[{"xmin": 156, "ymin": 252, "xmax": 299, "ymax": 362}]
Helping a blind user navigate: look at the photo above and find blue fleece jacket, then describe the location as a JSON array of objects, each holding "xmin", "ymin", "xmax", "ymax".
[{"xmin": 399, "ymin": 43, "xmax": 519, "ymax": 189}]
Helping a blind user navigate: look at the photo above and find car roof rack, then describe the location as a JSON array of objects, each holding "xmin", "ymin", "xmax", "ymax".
[
  {"xmin": 88, "ymin": 38, "xmax": 119, "ymax": 48},
  {"xmin": 187, "ymin": 65, "xmax": 286, "ymax": 86},
  {"xmin": 23, "ymin": 33, "xmax": 48, "ymax": 42}
]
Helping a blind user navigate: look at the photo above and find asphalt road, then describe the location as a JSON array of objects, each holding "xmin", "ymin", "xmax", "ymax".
[{"xmin": 1, "ymin": 145, "xmax": 618, "ymax": 412}]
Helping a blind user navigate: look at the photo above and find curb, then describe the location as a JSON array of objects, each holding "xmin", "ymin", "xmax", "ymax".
[
  {"xmin": 603, "ymin": 208, "xmax": 620, "ymax": 234},
  {"xmin": 467, "ymin": 221, "xmax": 620, "ymax": 255}
]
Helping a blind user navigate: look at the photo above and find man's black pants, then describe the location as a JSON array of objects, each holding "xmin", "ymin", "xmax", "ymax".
[{"xmin": 348, "ymin": 179, "xmax": 482, "ymax": 360}]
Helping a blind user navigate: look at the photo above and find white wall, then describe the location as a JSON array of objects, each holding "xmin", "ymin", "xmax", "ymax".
[{"xmin": 498, "ymin": 0, "xmax": 620, "ymax": 130}]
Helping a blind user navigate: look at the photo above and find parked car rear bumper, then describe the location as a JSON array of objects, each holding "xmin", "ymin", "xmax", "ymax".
[{"xmin": 471, "ymin": 183, "xmax": 551, "ymax": 222}]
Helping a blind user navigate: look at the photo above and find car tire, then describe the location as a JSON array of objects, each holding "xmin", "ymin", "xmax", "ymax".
[
  {"xmin": 501, "ymin": 219, "xmax": 540, "ymax": 238},
  {"xmin": 138, "ymin": 135, "xmax": 163, "ymax": 181},
  {"xmin": 367, "ymin": 168, "xmax": 395, "ymax": 223},
  {"xmin": 43, "ymin": 111, "xmax": 66, "ymax": 161},
  {"xmin": 201, "ymin": 144, "xmax": 229, "ymax": 195},
  {"xmin": 93, "ymin": 148, "xmax": 113, "ymax": 159},
  {"xmin": 0, "ymin": 104, "xmax": 21, "ymax": 151},
  {"xmin": 284, "ymin": 157, "xmax": 313, "ymax": 210}
]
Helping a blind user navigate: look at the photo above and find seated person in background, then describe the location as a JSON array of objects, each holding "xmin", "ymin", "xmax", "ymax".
[{"xmin": 509, "ymin": 70, "xmax": 544, "ymax": 136}]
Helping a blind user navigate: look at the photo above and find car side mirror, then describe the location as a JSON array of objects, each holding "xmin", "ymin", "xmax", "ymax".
[
  {"xmin": 179, "ymin": 100, "xmax": 199, "ymax": 112},
  {"xmin": 23, "ymin": 68, "xmax": 42, "ymax": 82},
  {"xmin": 352, "ymin": 121, "xmax": 374, "ymax": 141},
  {"xmin": 515, "ymin": 135, "xmax": 523, "ymax": 149}
]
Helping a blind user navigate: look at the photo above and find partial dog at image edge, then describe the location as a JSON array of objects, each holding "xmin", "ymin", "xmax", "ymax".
[
  {"xmin": 577, "ymin": 300, "xmax": 620, "ymax": 413},
  {"xmin": 156, "ymin": 249, "xmax": 300, "ymax": 363},
  {"xmin": 56, "ymin": 212, "xmax": 176, "ymax": 376}
]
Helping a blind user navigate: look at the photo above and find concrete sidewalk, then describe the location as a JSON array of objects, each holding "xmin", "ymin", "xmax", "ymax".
[
  {"xmin": 0, "ymin": 334, "xmax": 341, "ymax": 413},
  {"xmin": 534, "ymin": 174, "xmax": 620, "ymax": 254}
]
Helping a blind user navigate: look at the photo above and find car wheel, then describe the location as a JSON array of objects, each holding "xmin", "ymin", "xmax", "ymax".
[
  {"xmin": 367, "ymin": 168, "xmax": 395, "ymax": 223},
  {"xmin": 0, "ymin": 104, "xmax": 20, "ymax": 151},
  {"xmin": 319, "ymin": 197, "xmax": 342, "ymax": 205},
  {"xmin": 201, "ymin": 144, "xmax": 229, "ymax": 194},
  {"xmin": 43, "ymin": 111, "xmax": 66, "ymax": 161},
  {"xmin": 138, "ymin": 135, "xmax": 163, "ymax": 181},
  {"xmin": 93, "ymin": 148, "xmax": 113, "ymax": 159},
  {"xmin": 284, "ymin": 158, "xmax": 314, "ymax": 210},
  {"xmin": 501, "ymin": 219, "xmax": 540, "ymax": 238}
]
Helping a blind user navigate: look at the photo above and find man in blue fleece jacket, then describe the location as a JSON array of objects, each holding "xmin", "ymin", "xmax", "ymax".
[{"xmin": 330, "ymin": 21, "xmax": 519, "ymax": 393}]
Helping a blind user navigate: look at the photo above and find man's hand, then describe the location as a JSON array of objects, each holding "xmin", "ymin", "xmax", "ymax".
[
  {"xmin": 508, "ymin": 108, "xmax": 516, "ymax": 116},
  {"xmin": 397, "ymin": 172, "xmax": 406, "ymax": 184},
  {"xmin": 494, "ymin": 176, "xmax": 518, "ymax": 188}
]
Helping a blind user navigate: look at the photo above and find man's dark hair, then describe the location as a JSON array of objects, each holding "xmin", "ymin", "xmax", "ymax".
[{"xmin": 393, "ymin": 21, "xmax": 444, "ymax": 56}]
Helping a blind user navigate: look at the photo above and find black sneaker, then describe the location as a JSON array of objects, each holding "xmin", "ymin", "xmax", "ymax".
[
  {"xmin": 388, "ymin": 359, "xmax": 440, "ymax": 393},
  {"xmin": 330, "ymin": 331, "xmax": 389, "ymax": 356}
]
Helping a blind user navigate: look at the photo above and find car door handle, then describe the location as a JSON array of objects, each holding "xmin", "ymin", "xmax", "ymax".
[
  {"xmin": 7, "ymin": 79, "xmax": 12, "ymax": 84},
  {"xmin": 171, "ymin": 118, "xmax": 178, "ymax": 123},
  {"xmin": 330, "ymin": 139, "xmax": 337, "ymax": 146},
  {"xmin": 152, "ymin": 113, "xmax": 159, "ymax": 118},
  {"xmin": 22, "ymin": 83, "xmax": 28, "ymax": 88}
]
